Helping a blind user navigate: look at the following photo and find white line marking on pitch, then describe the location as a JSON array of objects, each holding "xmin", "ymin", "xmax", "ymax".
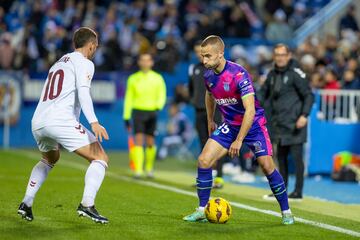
[{"xmin": 19, "ymin": 151, "xmax": 360, "ymax": 238}]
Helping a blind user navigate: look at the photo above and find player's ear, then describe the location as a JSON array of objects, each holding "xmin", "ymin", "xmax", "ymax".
[{"xmin": 219, "ymin": 51, "xmax": 224, "ymax": 59}]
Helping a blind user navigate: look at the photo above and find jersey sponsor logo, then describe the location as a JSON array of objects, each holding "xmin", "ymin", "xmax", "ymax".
[
  {"xmin": 239, "ymin": 78, "xmax": 251, "ymax": 89},
  {"xmin": 223, "ymin": 82, "xmax": 230, "ymax": 92},
  {"xmin": 215, "ymin": 97, "xmax": 238, "ymax": 105}
]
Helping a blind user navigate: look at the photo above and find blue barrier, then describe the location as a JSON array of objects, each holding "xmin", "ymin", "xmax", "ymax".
[
  {"xmin": 307, "ymin": 95, "xmax": 360, "ymax": 174},
  {"xmin": 1, "ymin": 76, "xmax": 360, "ymax": 175}
]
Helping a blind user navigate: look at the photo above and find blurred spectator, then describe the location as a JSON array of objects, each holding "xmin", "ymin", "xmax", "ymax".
[
  {"xmin": 227, "ymin": 5, "xmax": 251, "ymax": 38},
  {"xmin": 265, "ymin": 9, "xmax": 293, "ymax": 42},
  {"xmin": 0, "ymin": 0, "xmax": 354, "ymax": 76},
  {"xmin": 264, "ymin": 0, "xmax": 282, "ymax": 16},
  {"xmin": 346, "ymin": 58, "xmax": 360, "ymax": 76},
  {"xmin": 0, "ymin": 33, "xmax": 14, "ymax": 69},
  {"xmin": 300, "ymin": 54, "xmax": 316, "ymax": 76},
  {"xmin": 339, "ymin": 4, "xmax": 359, "ymax": 36},
  {"xmin": 310, "ymin": 72, "xmax": 325, "ymax": 89},
  {"xmin": 158, "ymin": 102, "xmax": 192, "ymax": 160},
  {"xmin": 173, "ymin": 84, "xmax": 189, "ymax": 105},
  {"xmin": 0, "ymin": 7, "xmax": 7, "ymax": 34},
  {"xmin": 342, "ymin": 69, "xmax": 360, "ymax": 90},
  {"xmin": 322, "ymin": 68, "xmax": 341, "ymax": 120},
  {"xmin": 280, "ymin": 0, "xmax": 294, "ymax": 20},
  {"xmin": 99, "ymin": 30, "xmax": 123, "ymax": 71},
  {"xmin": 154, "ymin": 36, "xmax": 180, "ymax": 73},
  {"xmin": 323, "ymin": 68, "xmax": 341, "ymax": 90},
  {"xmin": 289, "ymin": 2, "xmax": 307, "ymax": 30}
]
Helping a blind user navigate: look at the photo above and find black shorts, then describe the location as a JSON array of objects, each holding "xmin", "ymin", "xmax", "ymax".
[{"xmin": 132, "ymin": 109, "xmax": 157, "ymax": 136}]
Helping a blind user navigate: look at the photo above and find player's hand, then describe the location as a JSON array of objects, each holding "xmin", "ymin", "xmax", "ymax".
[
  {"xmin": 296, "ymin": 115, "xmax": 307, "ymax": 129},
  {"xmin": 91, "ymin": 122, "xmax": 109, "ymax": 142},
  {"xmin": 229, "ymin": 139, "xmax": 242, "ymax": 158},
  {"xmin": 208, "ymin": 121, "xmax": 217, "ymax": 136}
]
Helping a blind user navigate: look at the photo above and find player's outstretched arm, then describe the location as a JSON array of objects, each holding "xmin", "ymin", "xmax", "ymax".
[{"xmin": 78, "ymin": 86, "xmax": 109, "ymax": 142}]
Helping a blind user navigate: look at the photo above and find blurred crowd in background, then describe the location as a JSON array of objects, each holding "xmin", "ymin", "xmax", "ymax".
[{"xmin": 0, "ymin": 0, "xmax": 359, "ymax": 91}]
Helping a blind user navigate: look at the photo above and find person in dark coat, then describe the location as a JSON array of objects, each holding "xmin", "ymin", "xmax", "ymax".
[
  {"xmin": 339, "ymin": 4, "xmax": 359, "ymax": 35},
  {"xmin": 259, "ymin": 44, "xmax": 314, "ymax": 200}
]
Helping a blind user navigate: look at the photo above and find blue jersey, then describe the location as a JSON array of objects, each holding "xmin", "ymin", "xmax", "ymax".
[{"xmin": 204, "ymin": 60, "xmax": 265, "ymax": 126}]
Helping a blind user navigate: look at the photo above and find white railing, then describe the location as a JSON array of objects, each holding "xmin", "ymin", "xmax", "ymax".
[
  {"xmin": 293, "ymin": 0, "xmax": 352, "ymax": 45},
  {"xmin": 317, "ymin": 90, "xmax": 360, "ymax": 123}
]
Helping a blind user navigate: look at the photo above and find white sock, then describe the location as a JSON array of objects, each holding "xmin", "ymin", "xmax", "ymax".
[
  {"xmin": 282, "ymin": 209, "xmax": 292, "ymax": 215},
  {"xmin": 197, "ymin": 206, "xmax": 205, "ymax": 212},
  {"xmin": 22, "ymin": 160, "xmax": 53, "ymax": 207},
  {"xmin": 81, "ymin": 160, "xmax": 107, "ymax": 207}
]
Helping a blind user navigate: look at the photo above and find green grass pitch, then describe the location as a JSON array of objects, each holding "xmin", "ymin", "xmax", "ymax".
[{"xmin": 0, "ymin": 149, "xmax": 359, "ymax": 240}]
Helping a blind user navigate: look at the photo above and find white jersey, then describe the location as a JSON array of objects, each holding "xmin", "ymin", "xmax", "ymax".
[{"xmin": 32, "ymin": 51, "xmax": 94, "ymax": 131}]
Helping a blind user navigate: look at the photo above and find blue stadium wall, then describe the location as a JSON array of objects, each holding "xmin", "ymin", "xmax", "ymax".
[{"xmin": 0, "ymin": 69, "xmax": 359, "ymax": 175}]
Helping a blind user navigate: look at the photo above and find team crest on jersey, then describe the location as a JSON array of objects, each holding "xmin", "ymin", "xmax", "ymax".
[
  {"xmin": 253, "ymin": 141, "xmax": 265, "ymax": 153},
  {"xmin": 208, "ymin": 82, "xmax": 214, "ymax": 88},
  {"xmin": 223, "ymin": 82, "xmax": 230, "ymax": 92},
  {"xmin": 283, "ymin": 75, "xmax": 289, "ymax": 84}
]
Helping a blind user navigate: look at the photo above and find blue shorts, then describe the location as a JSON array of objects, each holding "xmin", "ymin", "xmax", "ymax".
[{"xmin": 210, "ymin": 119, "xmax": 273, "ymax": 158}]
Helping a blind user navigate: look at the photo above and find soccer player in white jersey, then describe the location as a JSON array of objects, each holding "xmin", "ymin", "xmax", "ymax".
[{"xmin": 17, "ymin": 27, "xmax": 110, "ymax": 224}]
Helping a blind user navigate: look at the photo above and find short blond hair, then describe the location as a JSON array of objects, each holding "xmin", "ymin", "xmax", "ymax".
[{"xmin": 201, "ymin": 35, "xmax": 225, "ymax": 51}]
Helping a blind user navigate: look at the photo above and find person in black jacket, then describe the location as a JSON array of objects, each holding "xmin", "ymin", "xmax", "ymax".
[
  {"xmin": 188, "ymin": 41, "xmax": 225, "ymax": 188},
  {"xmin": 259, "ymin": 44, "xmax": 314, "ymax": 200}
]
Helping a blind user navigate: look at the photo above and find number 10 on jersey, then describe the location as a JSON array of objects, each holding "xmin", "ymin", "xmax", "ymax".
[{"xmin": 43, "ymin": 69, "xmax": 64, "ymax": 102}]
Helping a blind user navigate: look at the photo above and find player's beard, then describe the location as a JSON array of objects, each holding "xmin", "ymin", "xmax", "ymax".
[{"xmin": 206, "ymin": 61, "xmax": 220, "ymax": 70}]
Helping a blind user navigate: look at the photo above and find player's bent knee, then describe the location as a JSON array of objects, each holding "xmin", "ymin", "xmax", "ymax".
[
  {"xmin": 43, "ymin": 158, "xmax": 58, "ymax": 166},
  {"xmin": 258, "ymin": 156, "xmax": 275, "ymax": 175},
  {"xmin": 101, "ymin": 152, "xmax": 109, "ymax": 163},
  {"xmin": 92, "ymin": 151, "xmax": 109, "ymax": 163},
  {"xmin": 42, "ymin": 150, "xmax": 60, "ymax": 166},
  {"xmin": 198, "ymin": 154, "xmax": 212, "ymax": 168}
]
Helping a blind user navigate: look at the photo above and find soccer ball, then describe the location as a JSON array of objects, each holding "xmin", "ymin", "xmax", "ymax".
[{"xmin": 205, "ymin": 197, "xmax": 232, "ymax": 223}]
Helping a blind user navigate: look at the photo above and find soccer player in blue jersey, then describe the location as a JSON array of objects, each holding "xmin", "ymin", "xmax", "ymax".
[{"xmin": 183, "ymin": 35, "xmax": 294, "ymax": 225}]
